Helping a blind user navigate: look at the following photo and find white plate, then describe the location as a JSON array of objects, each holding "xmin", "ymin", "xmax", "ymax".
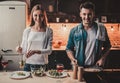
[
  {"xmin": 10, "ymin": 71, "xmax": 30, "ymax": 80},
  {"xmin": 46, "ymin": 71, "xmax": 67, "ymax": 78}
]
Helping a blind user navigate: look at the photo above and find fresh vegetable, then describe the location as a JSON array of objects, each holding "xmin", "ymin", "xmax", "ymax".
[
  {"xmin": 48, "ymin": 70, "xmax": 63, "ymax": 77},
  {"xmin": 17, "ymin": 72, "xmax": 26, "ymax": 76}
]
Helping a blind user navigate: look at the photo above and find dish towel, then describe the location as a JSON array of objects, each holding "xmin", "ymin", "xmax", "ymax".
[{"xmin": 96, "ymin": 23, "xmax": 106, "ymax": 41}]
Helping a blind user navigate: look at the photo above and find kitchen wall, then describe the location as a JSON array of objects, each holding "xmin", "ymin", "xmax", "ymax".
[
  {"xmin": 49, "ymin": 23, "xmax": 78, "ymax": 46},
  {"xmin": 23, "ymin": 0, "xmax": 120, "ymax": 48},
  {"xmin": 104, "ymin": 23, "xmax": 120, "ymax": 48},
  {"xmin": 48, "ymin": 23, "xmax": 120, "ymax": 48}
]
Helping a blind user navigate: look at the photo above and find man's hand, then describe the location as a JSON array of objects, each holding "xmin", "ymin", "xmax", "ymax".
[
  {"xmin": 71, "ymin": 59, "xmax": 78, "ymax": 66},
  {"xmin": 96, "ymin": 58, "xmax": 105, "ymax": 67}
]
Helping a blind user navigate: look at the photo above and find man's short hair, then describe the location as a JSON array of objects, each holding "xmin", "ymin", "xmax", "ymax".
[{"xmin": 79, "ymin": 1, "xmax": 95, "ymax": 12}]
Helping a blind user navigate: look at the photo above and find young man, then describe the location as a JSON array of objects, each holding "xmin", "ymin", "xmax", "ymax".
[{"xmin": 66, "ymin": 1, "xmax": 111, "ymax": 83}]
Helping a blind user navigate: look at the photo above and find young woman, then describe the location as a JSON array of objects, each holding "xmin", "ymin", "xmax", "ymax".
[{"xmin": 16, "ymin": 4, "xmax": 53, "ymax": 71}]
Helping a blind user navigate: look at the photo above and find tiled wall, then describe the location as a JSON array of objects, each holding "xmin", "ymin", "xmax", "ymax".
[
  {"xmin": 49, "ymin": 23, "xmax": 120, "ymax": 47},
  {"xmin": 49, "ymin": 23, "xmax": 78, "ymax": 46},
  {"xmin": 104, "ymin": 23, "xmax": 120, "ymax": 47}
]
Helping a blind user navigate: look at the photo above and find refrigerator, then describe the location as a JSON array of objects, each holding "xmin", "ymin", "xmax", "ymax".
[
  {"xmin": 0, "ymin": 1, "xmax": 26, "ymax": 70},
  {"xmin": 0, "ymin": 1, "xmax": 26, "ymax": 54}
]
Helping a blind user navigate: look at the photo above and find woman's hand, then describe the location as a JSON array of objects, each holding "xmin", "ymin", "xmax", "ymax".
[
  {"xmin": 16, "ymin": 46, "xmax": 22, "ymax": 53},
  {"xmin": 26, "ymin": 50, "xmax": 41, "ymax": 58},
  {"xmin": 26, "ymin": 50, "xmax": 35, "ymax": 58}
]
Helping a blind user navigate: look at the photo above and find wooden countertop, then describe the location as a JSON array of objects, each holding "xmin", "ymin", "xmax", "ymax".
[
  {"xmin": 0, "ymin": 71, "xmax": 86, "ymax": 83},
  {"xmin": 110, "ymin": 47, "xmax": 120, "ymax": 50},
  {"xmin": 84, "ymin": 68, "xmax": 120, "ymax": 72},
  {"xmin": 0, "ymin": 69, "xmax": 119, "ymax": 83},
  {"xmin": 52, "ymin": 46, "xmax": 66, "ymax": 50},
  {"xmin": 53, "ymin": 46, "xmax": 120, "ymax": 51}
]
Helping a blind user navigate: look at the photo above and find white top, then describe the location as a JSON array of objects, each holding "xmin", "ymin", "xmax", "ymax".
[
  {"xmin": 21, "ymin": 27, "xmax": 53, "ymax": 64},
  {"xmin": 26, "ymin": 31, "xmax": 46, "ymax": 64}
]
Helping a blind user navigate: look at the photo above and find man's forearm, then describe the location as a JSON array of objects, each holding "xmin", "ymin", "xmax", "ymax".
[
  {"xmin": 101, "ymin": 47, "xmax": 111, "ymax": 60},
  {"xmin": 66, "ymin": 50, "xmax": 75, "ymax": 62}
]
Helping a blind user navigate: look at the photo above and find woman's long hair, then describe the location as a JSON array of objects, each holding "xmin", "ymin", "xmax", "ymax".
[{"xmin": 29, "ymin": 4, "xmax": 48, "ymax": 28}]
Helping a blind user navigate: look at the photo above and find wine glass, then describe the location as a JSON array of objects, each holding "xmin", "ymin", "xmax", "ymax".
[
  {"xmin": 56, "ymin": 63, "xmax": 64, "ymax": 73},
  {"xmin": 56, "ymin": 63, "xmax": 64, "ymax": 83},
  {"xmin": 1, "ymin": 60, "xmax": 8, "ymax": 72}
]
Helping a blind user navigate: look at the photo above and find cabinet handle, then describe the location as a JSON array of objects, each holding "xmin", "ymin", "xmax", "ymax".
[
  {"xmin": 8, "ymin": 60, "xmax": 13, "ymax": 62},
  {"xmin": 9, "ymin": 7, "xmax": 15, "ymax": 10},
  {"xmin": 1, "ymin": 49, "xmax": 12, "ymax": 53}
]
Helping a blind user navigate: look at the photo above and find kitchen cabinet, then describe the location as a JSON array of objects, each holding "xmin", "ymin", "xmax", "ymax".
[
  {"xmin": 48, "ymin": 49, "xmax": 120, "ymax": 70},
  {"xmin": 29, "ymin": 0, "xmax": 120, "ymax": 23},
  {"xmin": 0, "ymin": 50, "xmax": 72, "ymax": 71},
  {"xmin": 1, "ymin": 49, "xmax": 120, "ymax": 71},
  {"xmin": 48, "ymin": 50, "xmax": 72, "ymax": 70},
  {"xmin": 29, "ymin": 0, "xmax": 81, "ymax": 23},
  {"xmin": 104, "ymin": 49, "xmax": 120, "ymax": 68},
  {"xmin": 1, "ymin": 54, "xmax": 22, "ymax": 71}
]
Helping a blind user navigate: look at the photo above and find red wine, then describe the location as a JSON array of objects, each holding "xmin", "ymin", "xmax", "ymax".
[
  {"xmin": 1, "ymin": 61, "xmax": 8, "ymax": 68},
  {"xmin": 56, "ymin": 64, "xmax": 64, "ymax": 72}
]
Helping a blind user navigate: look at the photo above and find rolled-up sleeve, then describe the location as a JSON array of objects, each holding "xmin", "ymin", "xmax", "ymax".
[{"xmin": 66, "ymin": 29, "xmax": 75, "ymax": 52}]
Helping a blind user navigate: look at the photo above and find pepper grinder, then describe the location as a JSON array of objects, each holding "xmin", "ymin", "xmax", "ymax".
[
  {"xmin": 78, "ymin": 66, "xmax": 84, "ymax": 82},
  {"xmin": 72, "ymin": 65, "xmax": 78, "ymax": 79}
]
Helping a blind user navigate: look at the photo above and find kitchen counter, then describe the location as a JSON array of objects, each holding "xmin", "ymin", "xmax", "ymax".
[
  {"xmin": 52, "ymin": 46, "xmax": 66, "ymax": 51},
  {"xmin": 0, "ymin": 69, "xmax": 119, "ymax": 83},
  {"xmin": 110, "ymin": 47, "xmax": 120, "ymax": 50},
  {"xmin": 52, "ymin": 46, "xmax": 120, "ymax": 50},
  {"xmin": 0, "ymin": 71, "xmax": 86, "ymax": 83}
]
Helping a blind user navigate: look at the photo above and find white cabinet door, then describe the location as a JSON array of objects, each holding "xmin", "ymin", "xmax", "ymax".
[{"xmin": 0, "ymin": 1, "xmax": 26, "ymax": 54}]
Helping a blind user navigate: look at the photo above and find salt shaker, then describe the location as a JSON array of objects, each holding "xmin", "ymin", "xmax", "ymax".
[
  {"xmin": 72, "ymin": 65, "xmax": 78, "ymax": 79},
  {"xmin": 77, "ymin": 66, "xmax": 84, "ymax": 82}
]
